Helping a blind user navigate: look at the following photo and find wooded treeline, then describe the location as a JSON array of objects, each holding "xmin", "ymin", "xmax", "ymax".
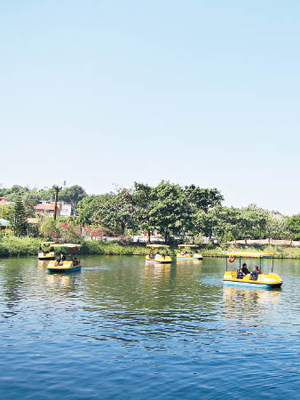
[{"xmin": 1, "ymin": 181, "xmax": 299, "ymax": 243}]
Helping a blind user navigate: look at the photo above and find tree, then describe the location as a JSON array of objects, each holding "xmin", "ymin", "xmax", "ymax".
[
  {"xmin": 59, "ymin": 221, "xmax": 82, "ymax": 243},
  {"xmin": 77, "ymin": 195, "xmax": 98, "ymax": 225},
  {"xmin": 0, "ymin": 203, "xmax": 14, "ymax": 224},
  {"xmin": 266, "ymin": 212, "xmax": 289, "ymax": 241},
  {"xmin": 40, "ymin": 219, "xmax": 60, "ymax": 241},
  {"xmin": 13, "ymin": 197, "xmax": 28, "ymax": 237},
  {"xmin": 184, "ymin": 185, "xmax": 224, "ymax": 213},
  {"xmin": 60, "ymin": 185, "xmax": 87, "ymax": 206},
  {"xmin": 79, "ymin": 189, "xmax": 136, "ymax": 236},
  {"xmin": 150, "ymin": 181, "xmax": 189, "ymax": 243},
  {"xmin": 132, "ymin": 182, "xmax": 156, "ymax": 240},
  {"xmin": 287, "ymin": 215, "xmax": 300, "ymax": 240},
  {"xmin": 94, "ymin": 189, "xmax": 136, "ymax": 235}
]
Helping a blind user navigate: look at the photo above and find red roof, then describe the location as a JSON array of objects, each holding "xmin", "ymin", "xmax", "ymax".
[{"xmin": 35, "ymin": 202, "xmax": 60, "ymax": 211}]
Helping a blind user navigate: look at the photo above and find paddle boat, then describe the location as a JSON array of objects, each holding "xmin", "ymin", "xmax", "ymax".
[
  {"xmin": 176, "ymin": 244, "xmax": 203, "ymax": 260},
  {"xmin": 145, "ymin": 244, "xmax": 172, "ymax": 264},
  {"xmin": 38, "ymin": 242, "xmax": 56, "ymax": 260},
  {"xmin": 223, "ymin": 252, "xmax": 283, "ymax": 289},
  {"xmin": 47, "ymin": 244, "xmax": 82, "ymax": 273}
]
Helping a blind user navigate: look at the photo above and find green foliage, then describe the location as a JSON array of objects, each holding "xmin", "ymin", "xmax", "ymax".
[
  {"xmin": 184, "ymin": 185, "xmax": 224, "ymax": 213},
  {"xmin": 266, "ymin": 212, "xmax": 289, "ymax": 240},
  {"xmin": 132, "ymin": 182, "xmax": 156, "ymax": 238},
  {"xmin": 0, "ymin": 204, "xmax": 14, "ymax": 224},
  {"xmin": 59, "ymin": 185, "xmax": 87, "ymax": 205},
  {"xmin": 59, "ymin": 221, "xmax": 82, "ymax": 243},
  {"xmin": 79, "ymin": 189, "xmax": 136, "ymax": 236},
  {"xmin": 0, "ymin": 236, "xmax": 40, "ymax": 256},
  {"xmin": 287, "ymin": 214, "xmax": 300, "ymax": 240},
  {"xmin": 2, "ymin": 181, "xmax": 300, "ymax": 245},
  {"xmin": 149, "ymin": 181, "xmax": 189, "ymax": 242},
  {"xmin": 13, "ymin": 197, "xmax": 28, "ymax": 237},
  {"xmin": 196, "ymin": 205, "xmax": 270, "ymax": 243},
  {"xmin": 81, "ymin": 241, "xmax": 149, "ymax": 255},
  {"xmin": 40, "ymin": 219, "xmax": 60, "ymax": 241},
  {"xmin": 77, "ymin": 196, "xmax": 98, "ymax": 225}
]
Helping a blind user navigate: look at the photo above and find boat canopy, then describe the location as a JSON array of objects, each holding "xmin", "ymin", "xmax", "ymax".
[
  {"xmin": 146, "ymin": 244, "xmax": 170, "ymax": 249},
  {"xmin": 226, "ymin": 252, "xmax": 274, "ymax": 258},
  {"xmin": 178, "ymin": 244, "xmax": 198, "ymax": 248},
  {"xmin": 52, "ymin": 244, "xmax": 82, "ymax": 248}
]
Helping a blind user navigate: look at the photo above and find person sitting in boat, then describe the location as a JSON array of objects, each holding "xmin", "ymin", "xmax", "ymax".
[
  {"xmin": 242, "ymin": 263, "xmax": 250, "ymax": 275},
  {"xmin": 149, "ymin": 251, "xmax": 154, "ymax": 259},
  {"xmin": 250, "ymin": 266, "xmax": 261, "ymax": 280},
  {"xmin": 73, "ymin": 257, "xmax": 79, "ymax": 266},
  {"xmin": 57, "ymin": 253, "xmax": 66, "ymax": 265},
  {"xmin": 237, "ymin": 268, "xmax": 244, "ymax": 279}
]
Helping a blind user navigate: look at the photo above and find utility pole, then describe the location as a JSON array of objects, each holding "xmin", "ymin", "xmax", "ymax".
[{"xmin": 53, "ymin": 185, "xmax": 61, "ymax": 221}]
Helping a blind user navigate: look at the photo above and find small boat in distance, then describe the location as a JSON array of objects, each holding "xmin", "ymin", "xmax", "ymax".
[
  {"xmin": 38, "ymin": 242, "xmax": 56, "ymax": 260},
  {"xmin": 223, "ymin": 252, "xmax": 283, "ymax": 289},
  {"xmin": 176, "ymin": 244, "xmax": 203, "ymax": 260},
  {"xmin": 47, "ymin": 244, "xmax": 82, "ymax": 273},
  {"xmin": 145, "ymin": 244, "xmax": 172, "ymax": 264}
]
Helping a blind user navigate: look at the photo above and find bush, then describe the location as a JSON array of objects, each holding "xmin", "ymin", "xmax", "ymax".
[
  {"xmin": 0, "ymin": 237, "xmax": 40, "ymax": 256},
  {"xmin": 81, "ymin": 241, "xmax": 149, "ymax": 255}
]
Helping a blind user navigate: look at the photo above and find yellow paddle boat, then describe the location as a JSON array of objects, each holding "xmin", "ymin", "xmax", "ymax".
[
  {"xmin": 145, "ymin": 244, "xmax": 172, "ymax": 264},
  {"xmin": 47, "ymin": 244, "xmax": 82, "ymax": 273},
  {"xmin": 176, "ymin": 244, "xmax": 203, "ymax": 260},
  {"xmin": 223, "ymin": 252, "xmax": 283, "ymax": 289},
  {"xmin": 38, "ymin": 242, "xmax": 56, "ymax": 260}
]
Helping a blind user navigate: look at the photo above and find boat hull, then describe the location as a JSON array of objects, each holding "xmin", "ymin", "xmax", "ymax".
[
  {"xmin": 48, "ymin": 266, "xmax": 81, "ymax": 274},
  {"xmin": 145, "ymin": 255, "xmax": 172, "ymax": 264},
  {"xmin": 47, "ymin": 260, "xmax": 81, "ymax": 274},
  {"xmin": 176, "ymin": 256, "xmax": 203, "ymax": 260}
]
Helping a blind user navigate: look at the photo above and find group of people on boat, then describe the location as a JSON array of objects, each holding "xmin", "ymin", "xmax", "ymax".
[
  {"xmin": 237, "ymin": 263, "xmax": 261, "ymax": 280},
  {"xmin": 149, "ymin": 251, "xmax": 167, "ymax": 259},
  {"xmin": 57, "ymin": 252, "xmax": 79, "ymax": 266},
  {"xmin": 180, "ymin": 251, "xmax": 194, "ymax": 257}
]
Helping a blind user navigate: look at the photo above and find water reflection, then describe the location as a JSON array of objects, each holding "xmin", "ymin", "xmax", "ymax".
[{"xmin": 223, "ymin": 285, "xmax": 281, "ymax": 319}]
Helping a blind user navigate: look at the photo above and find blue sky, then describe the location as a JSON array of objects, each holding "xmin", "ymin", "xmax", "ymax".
[{"xmin": 1, "ymin": 1, "xmax": 300, "ymax": 214}]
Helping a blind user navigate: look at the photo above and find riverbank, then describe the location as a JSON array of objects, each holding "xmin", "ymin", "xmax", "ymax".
[{"xmin": 2, "ymin": 237, "xmax": 300, "ymax": 258}]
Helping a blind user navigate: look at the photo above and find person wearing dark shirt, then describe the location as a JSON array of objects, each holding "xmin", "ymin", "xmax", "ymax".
[
  {"xmin": 57, "ymin": 253, "xmax": 66, "ymax": 265},
  {"xmin": 242, "ymin": 263, "xmax": 250, "ymax": 275}
]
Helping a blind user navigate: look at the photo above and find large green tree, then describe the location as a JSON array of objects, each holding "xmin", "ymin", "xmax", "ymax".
[
  {"xmin": 60, "ymin": 185, "xmax": 87, "ymax": 205},
  {"xmin": 132, "ymin": 182, "xmax": 156, "ymax": 240},
  {"xmin": 184, "ymin": 185, "xmax": 224, "ymax": 213},
  {"xmin": 13, "ymin": 197, "xmax": 28, "ymax": 237},
  {"xmin": 287, "ymin": 214, "xmax": 300, "ymax": 240},
  {"xmin": 79, "ymin": 189, "xmax": 136, "ymax": 235},
  {"xmin": 150, "ymin": 181, "xmax": 189, "ymax": 243}
]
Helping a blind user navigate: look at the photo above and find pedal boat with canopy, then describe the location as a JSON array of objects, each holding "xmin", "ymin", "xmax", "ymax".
[
  {"xmin": 176, "ymin": 244, "xmax": 203, "ymax": 260},
  {"xmin": 223, "ymin": 252, "xmax": 283, "ymax": 289},
  {"xmin": 145, "ymin": 244, "xmax": 172, "ymax": 264},
  {"xmin": 38, "ymin": 242, "xmax": 56, "ymax": 260},
  {"xmin": 47, "ymin": 244, "xmax": 82, "ymax": 273}
]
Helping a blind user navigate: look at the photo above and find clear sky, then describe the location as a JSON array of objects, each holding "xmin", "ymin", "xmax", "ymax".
[{"xmin": 1, "ymin": 1, "xmax": 300, "ymax": 215}]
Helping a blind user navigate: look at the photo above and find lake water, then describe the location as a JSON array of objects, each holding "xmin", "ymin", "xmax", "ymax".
[{"xmin": 0, "ymin": 256, "xmax": 300, "ymax": 399}]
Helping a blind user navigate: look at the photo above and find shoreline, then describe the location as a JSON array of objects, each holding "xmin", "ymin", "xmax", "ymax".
[{"xmin": 1, "ymin": 237, "xmax": 300, "ymax": 259}]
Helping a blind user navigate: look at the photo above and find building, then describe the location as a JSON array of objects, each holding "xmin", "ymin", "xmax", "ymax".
[
  {"xmin": 34, "ymin": 202, "xmax": 61, "ymax": 217},
  {"xmin": 34, "ymin": 202, "xmax": 76, "ymax": 218}
]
